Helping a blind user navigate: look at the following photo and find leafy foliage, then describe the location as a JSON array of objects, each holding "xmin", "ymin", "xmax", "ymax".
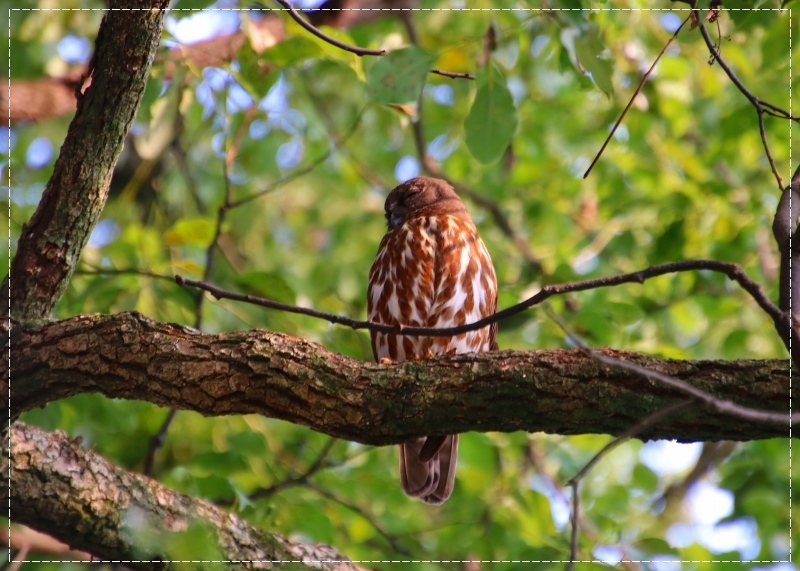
[{"xmin": 5, "ymin": 0, "xmax": 794, "ymax": 568}]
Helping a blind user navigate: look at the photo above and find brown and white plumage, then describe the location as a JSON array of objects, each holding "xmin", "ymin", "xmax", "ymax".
[{"xmin": 367, "ymin": 177, "xmax": 498, "ymax": 504}]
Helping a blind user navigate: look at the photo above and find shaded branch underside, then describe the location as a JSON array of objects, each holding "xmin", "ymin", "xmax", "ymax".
[{"xmin": 11, "ymin": 312, "xmax": 790, "ymax": 442}]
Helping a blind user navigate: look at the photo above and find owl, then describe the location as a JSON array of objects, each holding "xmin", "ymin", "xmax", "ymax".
[{"xmin": 367, "ymin": 177, "xmax": 498, "ymax": 504}]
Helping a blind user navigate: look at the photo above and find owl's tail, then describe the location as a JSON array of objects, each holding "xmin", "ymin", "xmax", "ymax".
[{"xmin": 399, "ymin": 434, "xmax": 458, "ymax": 505}]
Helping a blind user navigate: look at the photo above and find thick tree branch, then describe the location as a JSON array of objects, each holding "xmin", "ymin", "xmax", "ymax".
[
  {"xmin": 10, "ymin": 312, "xmax": 789, "ymax": 442},
  {"xmin": 4, "ymin": 1, "xmax": 168, "ymax": 323},
  {"xmin": 4, "ymin": 422, "xmax": 363, "ymax": 570}
]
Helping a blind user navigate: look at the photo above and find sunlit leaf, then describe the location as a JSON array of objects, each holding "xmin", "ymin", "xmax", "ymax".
[
  {"xmin": 365, "ymin": 47, "xmax": 437, "ymax": 105},
  {"xmin": 464, "ymin": 63, "xmax": 518, "ymax": 164}
]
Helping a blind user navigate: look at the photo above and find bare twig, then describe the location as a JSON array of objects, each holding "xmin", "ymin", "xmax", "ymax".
[
  {"xmin": 228, "ymin": 109, "xmax": 365, "ymax": 209},
  {"xmin": 249, "ymin": 438, "xmax": 338, "ymax": 501},
  {"xmin": 429, "ymin": 69, "xmax": 475, "ymax": 80},
  {"xmin": 584, "ymin": 12, "xmax": 692, "ymax": 178},
  {"xmin": 694, "ymin": 8, "xmax": 796, "ymax": 190},
  {"xmin": 306, "ymin": 483, "xmax": 412, "ymax": 557},
  {"xmin": 274, "ymin": 0, "xmax": 385, "ymax": 57},
  {"xmin": 545, "ymin": 306, "xmax": 790, "ymax": 426},
  {"xmin": 655, "ymin": 440, "xmax": 736, "ymax": 510},
  {"xmin": 142, "ymin": 408, "xmax": 177, "ymax": 476},
  {"xmin": 695, "ymin": 10, "xmax": 795, "ymax": 122},
  {"xmin": 567, "ymin": 400, "xmax": 695, "ymax": 487},
  {"xmin": 564, "ymin": 399, "xmax": 694, "ymax": 571},
  {"xmin": 176, "ymin": 259, "xmax": 782, "ymax": 340},
  {"xmin": 758, "ymin": 108, "xmax": 783, "ymax": 189},
  {"xmin": 565, "ymin": 484, "xmax": 580, "ymax": 571},
  {"xmin": 74, "ymin": 267, "xmax": 174, "ymax": 282}
]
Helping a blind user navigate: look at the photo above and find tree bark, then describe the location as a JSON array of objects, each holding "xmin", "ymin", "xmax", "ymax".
[
  {"xmin": 11, "ymin": 311, "xmax": 789, "ymax": 442},
  {"xmin": 4, "ymin": 422, "xmax": 364, "ymax": 570},
  {"xmin": 5, "ymin": 0, "xmax": 168, "ymax": 323}
]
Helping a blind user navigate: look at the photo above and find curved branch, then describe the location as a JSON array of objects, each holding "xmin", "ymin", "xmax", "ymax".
[
  {"xmin": 177, "ymin": 259, "xmax": 784, "ymax": 342},
  {"xmin": 274, "ymin": 0, "xmax": 386, "ymax": 56},
  {"xmin": 4, "ymin": 422, "xmax": 363, "ymax": 570},
  {"xmin": 10, "ymin": 312, "xmax": 789, "ymax": 442},
  {"xmin": 4, "ymin": 1, "xmax": 169, "ymax": 323}
]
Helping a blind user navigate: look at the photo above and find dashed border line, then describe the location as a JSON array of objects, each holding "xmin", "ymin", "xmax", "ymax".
[{"xmin": 6, "ymin": 7, "xmax": 793, "ymax": 565}]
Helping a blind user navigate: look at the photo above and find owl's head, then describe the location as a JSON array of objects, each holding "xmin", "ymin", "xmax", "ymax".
[{"xmin": 384, "ymin": 177, "xmax": 466, "ymax": 229}]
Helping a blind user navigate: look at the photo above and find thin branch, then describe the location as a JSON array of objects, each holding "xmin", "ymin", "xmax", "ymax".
[
  {"xmin": 7, "ymin": 545, "xmax": 29, "ymax": 571},
  {"xmin": 248, "ymin": 438, "xmax": 338, "ymax": 501},
  {"xmin": 74, "ymin": 267, "xmax": 175, "ymax": 282},
  {"xmin": 429, "ymin": 69, "xmax": 475, "ymax": 80},
  {"xmin": 564, "ymin": 399, "xmax": 694, "ymax": 571},
  {"xmin": 758, "ymin": 107, "xmax": 784, "ymax": 189},
  {"xmin": 545, "ymin": 306, "xmax": 790, "ymax": 426},
  {"xmin": 584, "ymin": 12, "xmax": 692, "ymax": 179},
  {"xmin": 176, "ymin": 259, "xmax": 783, "ymax": 341},
  {"xmin": 306, "ymin": 483, "xmax": 413, "ymax": 557},
  {"xmin": 273, "ymin": 0, "xmax": 386, "ymax": 57},
  {"xmin": 696, "ymin": 10, "xmax": 795, "ymax": 122},
  {"xmin": 565, "ymin": 484, "xmax": 580, "ymax": 571},
  {"xmin": 227, "ymin": 108, "xmax": 365, "ymax": 209},
  {"xmin": 567, "ymin": 400, "xmax": 695, "ymax": 487},
  {"xmin": 142, "ymin": 408, "xmax": 177, "ymax": 477},
  {"xmin": 694, "ymin": 8, "xmax": 795, "ymax": 190}
]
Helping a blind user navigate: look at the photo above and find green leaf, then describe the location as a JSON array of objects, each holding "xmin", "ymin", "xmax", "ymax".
[
  {"xmin": 574, "ymin": 32, "xmax": 614, "ymax": 95},
  {"xmin": 260, "ymin": 36, "xmax": 325, "ymax": 68},
  {"xmin": 464, "ymin": 64, "xmax": 518, "ymax": 164},
  {"xmin": 365, "ymin": 47, "xmax": 436, "ymax": 104},
  {"xmin": 163, "ymin": 218, "xmax": 217, "ymax": 247},
  {"xmin": 235, "ymin": 271, "xmax": 297, "ymax": 304},
  {"xmin": 235, "ymin": 44, "xmax": 281, "ymax": 100}
]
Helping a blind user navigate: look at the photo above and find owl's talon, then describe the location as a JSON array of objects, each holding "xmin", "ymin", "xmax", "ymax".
[{"xmin": 379, "ymin": 357, "xmax": 394, "ymax": 365}]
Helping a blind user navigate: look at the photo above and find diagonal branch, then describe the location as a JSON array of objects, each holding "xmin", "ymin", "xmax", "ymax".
[
  {"xmin": 584, "ymin": 12, "xmax": 692, "ymax": 179},
  {"xmin": 4, "ymin": 422, "xmax": 363, "ymax": 571},
  {"xmin": 10, "ymin": 311, "xmax": 790, "ymax": 441},
  {"xmin": 694, "ymin": 7, "xmax": 795, "ymax": 190},
  {"xmin": 564, "ymin": 399, "xmax": 694, "ymax": 571}
]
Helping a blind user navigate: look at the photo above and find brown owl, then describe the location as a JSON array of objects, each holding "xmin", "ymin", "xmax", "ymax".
[{"xmin": 367, "ymin": 177, "xmax": 498, "ymax": 504}]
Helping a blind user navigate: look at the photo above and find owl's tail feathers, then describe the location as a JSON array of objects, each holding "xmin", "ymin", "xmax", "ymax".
[{"xmin": 399, "ymin": 435, "xmax": 458, "ymax": 505}]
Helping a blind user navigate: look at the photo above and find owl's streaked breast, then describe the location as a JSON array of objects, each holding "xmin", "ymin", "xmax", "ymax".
[{"xmin": 367, "ymin": 214, "xmax": 497, "ymax": 362}]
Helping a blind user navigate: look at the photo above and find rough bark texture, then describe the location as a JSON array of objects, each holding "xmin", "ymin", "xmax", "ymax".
[
  {"xmin": 4, "ymin": 1, "xmax": 169, "ymax": 323},
  {"xmin": 11, "ymin": 312, "xmax": 789, "ymax": 442},
  {"xmin": 4, "ymin": 422, "xmax": 364, "ymax": 570}
]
